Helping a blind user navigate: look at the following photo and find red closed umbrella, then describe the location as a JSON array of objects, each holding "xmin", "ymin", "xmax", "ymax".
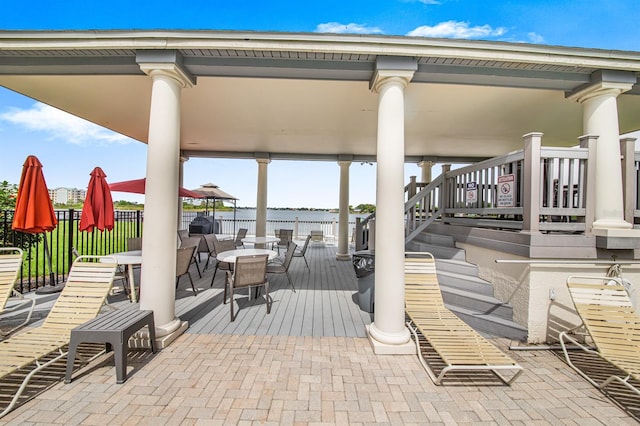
[
  {"xmin": 12, "ymin": 155, "xmax": 57, "ymax": 286},
  {"xmin": 109, "ymin": 178, "xmax": 203, "ymax": 198},
  {"xmin": 12, "ymin": 155, "xmax": 58, "ymax": 234},
  {"xmin": 79, "ymin": 167, "xmax": 114, "ymax": 232}
]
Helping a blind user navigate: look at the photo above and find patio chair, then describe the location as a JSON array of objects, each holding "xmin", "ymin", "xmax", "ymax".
[
  {"xmin": 0, "ymin": 247, "xmax": 34, "ymax": 338},
  {"xmin": 177, "ymin": 229, "xmax": 189, "ymax": 242},
  {"xmin": 127, "ymin": 237, "xmax": 142, "ymax": 251},
  {"xmin": 310, "ymin": 230, "xmax": 324, "ymax": 244},
  {"xmin": 293, "ymin": 234, "xmax": 312, "ymax": 271},
  {"xmin": 234, "ymin": 228, "xmax": 248, "ymax": 249},
  {"xmin": 205, "ymin": 234, "xmax": 235, "ymax": 286},
  {"xmin": 276, "ymin": 229, "xmax": 293, "ymax": 255},
  {"xmin": 224, "ymin": 254, "xmax": 271, "ymax": 321},
  {"xmin": 176, "ymin": 245, "xmax": 198, "ymax": 295},
  {"xmin": 559, "ymin": 275, "xmax": 640, "ymax": 395},
  {"xmin": 267, "ymin": 241, "xmax": 297, "ymax": 292},
  {"xmin": 0, "ymin": 255, "xmax": 117, "ymax": 419},
  {"xmin": 404, "ymin": 252, "xmax": 523, "ymax": 385},
  {"xmin": 179, "ymin": 236, "xmax": 202, "ymax": 278}
]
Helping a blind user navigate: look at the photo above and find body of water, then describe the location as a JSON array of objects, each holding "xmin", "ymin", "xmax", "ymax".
[{"xmin": 182, "ymin": 208, "xmax": 370, "ymax": 241}]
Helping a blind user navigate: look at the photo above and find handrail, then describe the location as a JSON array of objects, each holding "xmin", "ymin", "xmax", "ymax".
[{"xmin": 404, "ymin": 175, "xmax": 444, "ymax": 243}]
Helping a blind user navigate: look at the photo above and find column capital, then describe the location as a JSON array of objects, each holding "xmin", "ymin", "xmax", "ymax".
[
  {"xmin": 256, "ymin": 153, "xmax": 271, "ymax": 165},
  {"xmin": 137, "ymin": 50, "xmax": 195, "ymax": 88},
  {"xmin": 180, "ymin": 155, "xmax": 189, "ymax": 163},
  {"xmin": 370, "ymin": 70, "xmax": 415, "ymax": 93},
  {"xmin": 370, "ymin": 56, "xmax": 416, "ymax": 93},
  {"xmin": 338, "ymin": 160, "xmax": 352, "ymax": 167},
  {"xmin": 417, "ymin": 160, "xmax": 434, "ymax": 168},
  {"xmin": 566, "ymin": 70, "xmax": 635, "ymax": 103}
]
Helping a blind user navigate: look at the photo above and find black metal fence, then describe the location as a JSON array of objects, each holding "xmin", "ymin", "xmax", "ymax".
[{"xmin": 1, "ymin": 209, "xmax": 142, "ymax": 293}]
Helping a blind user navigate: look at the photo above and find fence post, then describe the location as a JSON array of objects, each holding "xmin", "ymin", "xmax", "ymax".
[
  {"xmin": 136, "ymin": 210, "xmax": 142, "ymax": 237},
  {"xmin": 620, "ymin": 137, "xmax": 637, "ymax": 225},
  {"xmin": 440, "ymin": 164, "xmax": 451, "ymax": 220},
  {"xmin": 580, "ymin": 135, "xmax": 598, "ymax": 234},
  {"xmin": 522, "ymin": 132, "xmax": 543, "ymax": 232},
  {"xmin": 67, "ymin": 208, "xmax": 75, "ymax": 271},
  {"xmin": 294, "ymin": 217, "xmax": 299, "ymax": 239}
]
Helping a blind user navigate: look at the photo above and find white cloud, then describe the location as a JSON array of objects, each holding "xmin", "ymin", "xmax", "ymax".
[
  {"xmin": 315, "ymin": 22, "xmax": 384, "ymax": 35},
  {"xmin": 407, "ymin": 20, "xmax": 507, "ymax": 39},
  {"xmin": 0, "ymin": 103, "xmax": 131, "ymax": 145},
  {"xmin": 527, "ymin": 32, "xmax": 545, "ymax": 44}
]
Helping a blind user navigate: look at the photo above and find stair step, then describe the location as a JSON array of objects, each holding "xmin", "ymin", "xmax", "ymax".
[
  {"xmin": 448, "ymin": 305, "xmax": 528, "ymax": 342},
  {"xmin": 436, "ymin": 270, "xmax": 495, "ymax": 296},
  {"xmin": 406, "ymin": 241, "xmax": 466, "ymax": 261},
  {"xmin": 435, "ymin": 259, "xmax": 479, "ymax": 276},
  {"xmin": 411, "ymin": 232, "xmax": 455, "ymax": 247},
  {"xmin": 440, "ymin": 285, "xmax": 513, "ymax": 320}
]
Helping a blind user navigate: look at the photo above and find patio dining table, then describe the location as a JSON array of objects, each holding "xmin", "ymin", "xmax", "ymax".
[
  {"xmin": 216, "ymin": 248, "xmax": 278, "ymax": 264},
  {"xmin": 102, "ymin": 250, "xmax": 142, "ymax": 303}
]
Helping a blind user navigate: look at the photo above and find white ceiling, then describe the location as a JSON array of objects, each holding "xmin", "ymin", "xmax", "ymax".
[{"xmin": 1, "ymin": 30, "xmax": 639, "ymax": 163}]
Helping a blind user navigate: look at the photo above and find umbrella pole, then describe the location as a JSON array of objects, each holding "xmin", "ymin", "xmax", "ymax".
[{"xmin": 43, "ymin": 234, "xmax": 56, "ymax": 286}]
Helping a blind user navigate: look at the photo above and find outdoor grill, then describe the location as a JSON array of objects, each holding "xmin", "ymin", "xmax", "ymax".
[{"xmin": 189, "ymin": 215, "xmax": 219, "ymax": 234}]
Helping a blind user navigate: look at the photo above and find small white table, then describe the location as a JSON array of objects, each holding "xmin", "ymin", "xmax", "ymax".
[
  {"xmin": 241, "ymin": 236, "xmax": 280, "ymax": 246},
  {"xmin": 103, "ymin": 250, "xmax": 142, "ymax": 303},
  {"xmin": 216, "ymin": 248, "xmax": 278, "ymax": 263}
]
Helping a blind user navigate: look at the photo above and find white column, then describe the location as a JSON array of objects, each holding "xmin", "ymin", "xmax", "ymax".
[
  {"xmin": 417, "ymin": 160, "xmax": 433, "ymax": 184},
  {"xmin": 177, "ymin": 156, "xmax": 188, "ymax": 231},
  {"xmin": 137, "ymin": 60, "xmax": 193, "ymax": 348},
  {"xmin": 367, "ymin": 68, "xmax": 414, "ymax": 354},
  {"xmin": 337, "ymin": 160, "xmax": 351, "ymax": 260},
  {"xmin": 255, "ymin": 157, "xmax": 270, "ymax": 244},
  {"xmin": 568, "ymin": 80, "xmax": 634, "ymax": 230}
]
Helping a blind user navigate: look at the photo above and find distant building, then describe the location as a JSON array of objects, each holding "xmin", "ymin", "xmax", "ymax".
[{"xmin": 48, "ymin": 187, "xmax": 86, "ymax": 204}]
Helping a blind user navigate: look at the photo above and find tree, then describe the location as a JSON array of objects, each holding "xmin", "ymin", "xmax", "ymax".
[
  {"xmin": 354, "ymin": 203, "xmax": 376, "ymax": 214},
  {"xmin": 0, "ymin": 180, "xmax": 38, "ymax": 250}
]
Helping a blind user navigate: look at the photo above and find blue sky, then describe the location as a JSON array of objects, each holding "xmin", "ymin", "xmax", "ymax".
[{"xmin": 1, "ymin": 0, "xmax": 639, "ymax": 208}]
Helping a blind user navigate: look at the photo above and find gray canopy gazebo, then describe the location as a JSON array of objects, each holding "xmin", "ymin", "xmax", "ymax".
[{"xmin": 191, "ymin": 183, "xmax": 238, "ymax": 234}]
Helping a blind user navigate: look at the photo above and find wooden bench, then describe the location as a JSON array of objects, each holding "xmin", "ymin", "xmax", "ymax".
[{"xmin": 65, "ymin": 308, "xmax": 156, "ymax": 384}]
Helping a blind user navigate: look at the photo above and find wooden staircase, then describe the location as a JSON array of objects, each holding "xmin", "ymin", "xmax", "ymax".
[{"xmin": 406, "ymin": 232, "xmax": 527, "ymax": 341}]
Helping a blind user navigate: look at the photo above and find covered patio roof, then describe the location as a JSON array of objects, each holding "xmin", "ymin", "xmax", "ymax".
[{"xmin": 1, "ymin": 30, "xmax": 639, "ymax": 163}]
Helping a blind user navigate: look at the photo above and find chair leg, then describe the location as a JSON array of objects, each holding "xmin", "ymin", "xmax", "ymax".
[
  {"xmin": 230, "ymin": 285, "xmax": 235, "ymax": 321},
  {"xmin": 192, "ymin": 257, "xmax": 202, "ymax": 278},
  {"xmin": 211, "ymin": 263, "xmax": 219, "ymax": 287},
  {"xmin": 175, "ymin": 276, "xmax": 180, "ymax": 289},
  {"xmin": 264, "ymin": 282, "xmax": 271, "ymax": 314},
  {"xmin": 286, "ymin": 271, "xmax": 296, "ymax": 292},
  {"xmin": 188, "ymin": 272, "xmax": 197, "ymax": 296},
  {"xmin": 303, "ymin": 255, "xmax": 310, "ymax": 271}
]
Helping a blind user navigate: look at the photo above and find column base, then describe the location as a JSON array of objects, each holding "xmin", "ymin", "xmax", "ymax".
[
  {"xmin": 592, "ymin": 218, "xmax": 633, "ymax": 230},
  {"xmin": 366, "ymin": 325, "xmax": 415, "ymax": 355},
  {"xmin": 129, "ymin": 320, "xmax": 188, "ymax": 350},
  {"xmin": 336, "ymin": 253, "xmax": 351, "ymax": 261},
  {"xmin": 593, "ymin": 228, "xmax": 640, "ymax": 250}
]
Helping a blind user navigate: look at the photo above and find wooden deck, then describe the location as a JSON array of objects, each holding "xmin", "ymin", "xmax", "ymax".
[
  {"xmin": 168, "ymin": 242, "xmax": 371, "ymax": 337},
  {"xmin": 2, "ymin": 242, "xmax": 371, "ymax": 338}
]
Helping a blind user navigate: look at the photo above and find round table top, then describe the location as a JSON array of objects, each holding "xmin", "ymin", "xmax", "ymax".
[
  {"xmin": 216, "ymin": 248, "xmax": 278, "ymax": 263},
  {"xmin": 241, "ymin": 236, "xmax": 280, "ymax": 244},
  {"xmin": 103, "ymin": 250, "xmax": 142, "ymax": 264}
]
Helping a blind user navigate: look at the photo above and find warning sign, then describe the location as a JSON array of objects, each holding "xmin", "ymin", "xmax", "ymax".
[
  {"xmin": 497, "ymin": 174, "xmax": 515, "ymax": 207},
  {"xmin": 466, "ymin": 182, "xmax": 477, "ymax": 203}
]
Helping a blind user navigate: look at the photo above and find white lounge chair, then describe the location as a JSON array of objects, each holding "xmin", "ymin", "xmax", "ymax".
[
  {"xmin": 559, "ymin": 275, "xmax": 640, "ymax": 395},
  {"xmin": 0, "ymin": 247, "xmax": 34, "ymax": 338},
  {"xmin": 405, "ymin": 252, "xmax": 523, "ymax": 385},
  {"xmin": 0, "ymin": 255, "xmax": 117, "ymax": 418}
]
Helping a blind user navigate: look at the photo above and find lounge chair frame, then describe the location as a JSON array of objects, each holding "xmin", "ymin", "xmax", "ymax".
[
  {"xmin": 559, "ymin": 275, "xmax": 640, "ymax": 396},
  {"xmin": 404, "ymin": 252, "xmax": 523, "ymax": 385},
  {"xmin": 0, "ymin": 247, "xmax": 35, "ymax": 338},
  {"xmin": 0, "ymin": 255, "xmax": 117, "ymax": 418}
]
